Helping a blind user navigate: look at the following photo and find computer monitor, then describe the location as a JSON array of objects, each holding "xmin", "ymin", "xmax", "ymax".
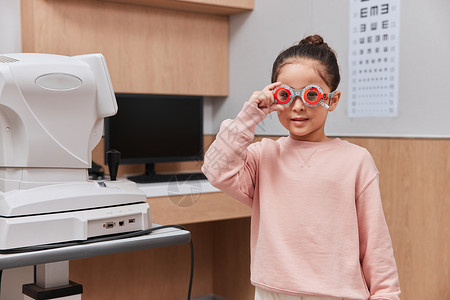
[{"xmin": 104, "ymin": 93, "xmax": 203, "ymax": 182}]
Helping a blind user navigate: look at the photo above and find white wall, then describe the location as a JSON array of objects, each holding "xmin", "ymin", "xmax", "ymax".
[
  {"xmin": 0, "ymin": 0, "xmax": 21, "ymax": 53},
  {"xmin": 210, "ymin": 0, "xmax": 347, "ymax": 136},
  {"xmin": 210, "ymin": 0, "xmax": 450, "ymax": 138}
]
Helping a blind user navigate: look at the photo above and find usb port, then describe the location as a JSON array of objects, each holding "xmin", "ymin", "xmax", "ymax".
[
  {"xmin": 128, "ymin": 218, "xmax": 136, "ymax": 224},
  {"xmin": 103, "ymin": 222, "xmax": 115, "ymax": 229}
]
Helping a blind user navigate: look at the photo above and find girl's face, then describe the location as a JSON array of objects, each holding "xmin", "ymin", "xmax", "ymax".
[{"xmin": 276, "ymin": 60, "xmax": 340, "ymax": 142}]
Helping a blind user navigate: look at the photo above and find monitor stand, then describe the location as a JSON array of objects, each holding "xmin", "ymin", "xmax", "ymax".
[
  {"xmin": 127, "ymin": 163, "xmax": 157, "ymax": 183},
  {"xmin": 127, "ymin": 163, "xmax": 206, "ymax": 184}
]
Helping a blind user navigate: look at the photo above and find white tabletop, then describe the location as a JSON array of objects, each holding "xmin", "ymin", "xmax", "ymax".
[{"xmin": 137, "ymin": 179, "xmax": 220, "ymax": 197}]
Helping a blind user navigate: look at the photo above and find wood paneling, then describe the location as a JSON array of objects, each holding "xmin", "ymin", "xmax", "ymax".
[
  {"xmin": 344, "ymin": 137, "xmax": 450, "ymax": 300},
  {"xmin": 21, "ymin": 0, "xmax": 229, "ymax": 96},
  {"xmin": 213, "ymin": 217, "xmax": 254, "ymax": 300}
]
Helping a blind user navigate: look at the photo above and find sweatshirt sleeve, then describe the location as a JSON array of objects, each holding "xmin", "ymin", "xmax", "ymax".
[
  {"xmin": 201, "ymin": 102, "xmax": 266, "ymax": 206},
  {"xmin": 356, "ymin": 172, "xmax": 401, "ymax": 300}
]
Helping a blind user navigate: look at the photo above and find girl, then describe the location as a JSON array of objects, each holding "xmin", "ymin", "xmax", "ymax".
[{"xmin": 202, "ymin": 35, "xmax": 400, "ymax": 300}]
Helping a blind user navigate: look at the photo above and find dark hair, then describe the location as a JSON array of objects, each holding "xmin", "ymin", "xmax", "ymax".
[{"xmin": 271, "ymin": 35, "xmax": 340, "ymax": 91}]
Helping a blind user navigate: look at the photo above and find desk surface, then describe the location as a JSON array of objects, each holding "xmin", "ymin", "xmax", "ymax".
[
  {"xmin": 0, "ymin": 225, "xmax": 190, "ymax": 270},
  {"xmin": 137, "ymin": 179, "xmax": 220, "ymax": 198}
]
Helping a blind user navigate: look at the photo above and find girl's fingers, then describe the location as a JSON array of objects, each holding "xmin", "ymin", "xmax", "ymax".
[
  {"xmin": 263, "ymin": 82, "xmax": 282, "ymax": 92},
  {"xmin": 248, "ymin": 82, "xmax": 283, "ymax": 114},
  {"xmin": 258, "ymin": 91, "xmax": 274, "ymax": 108}
]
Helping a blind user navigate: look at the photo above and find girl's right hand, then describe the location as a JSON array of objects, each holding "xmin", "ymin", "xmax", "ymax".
[{"xmin": 247, "ymin": 82, "xmax": 284, "ymax": 115}]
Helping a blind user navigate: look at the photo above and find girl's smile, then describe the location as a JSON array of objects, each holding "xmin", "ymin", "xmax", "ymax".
[{"xmin": 290, "ymin": 116, "xmax": 309, "ymax": 126}]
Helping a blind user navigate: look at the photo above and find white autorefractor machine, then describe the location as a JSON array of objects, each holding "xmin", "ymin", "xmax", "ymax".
[{"xmin": 0, "ymin": 53, "xmax": 151, "ymax": 251}]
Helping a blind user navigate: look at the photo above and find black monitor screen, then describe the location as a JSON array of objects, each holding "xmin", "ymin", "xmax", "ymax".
[{"xmin": 104, "ymin": 93, "xmax": 203, "ymax": 166}]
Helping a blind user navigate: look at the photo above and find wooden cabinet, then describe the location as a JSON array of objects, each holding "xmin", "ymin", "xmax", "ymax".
[
  {"xmin": 100, "ymin": 0, "xmax": 254, "ymax": 15},
  {"xmin": 21, "ymin": 0, "xmax": 253, "ymax": 96}
]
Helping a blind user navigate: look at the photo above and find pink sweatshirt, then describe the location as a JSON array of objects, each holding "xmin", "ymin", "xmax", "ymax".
[{"xmin": 202, "ymin": 103, "xmax": 401, "ymax": 300}]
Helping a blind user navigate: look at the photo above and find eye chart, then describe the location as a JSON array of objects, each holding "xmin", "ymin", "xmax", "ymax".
[{"xmin": 348, "ymin": 0, "xmax": 400, "ymax": 117}]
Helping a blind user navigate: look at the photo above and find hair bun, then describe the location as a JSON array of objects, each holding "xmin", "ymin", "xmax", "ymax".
[{"xmin": 299, "ymin": 35, "xmax": 325, "ymax": 46}]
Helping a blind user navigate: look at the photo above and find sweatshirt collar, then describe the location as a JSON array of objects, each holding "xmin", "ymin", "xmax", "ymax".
[{"xmin": 281, "ymin": 136, "xmax": 343, "ymax": 149}]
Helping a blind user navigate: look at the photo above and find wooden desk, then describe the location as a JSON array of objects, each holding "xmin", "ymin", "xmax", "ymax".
[
  {"xmin": 147, "ymin": 191, "xmax": 251, "ymax": 225},
  {"xmin": 67, "ymin": 191, "xmax": 254, "ymax": 300}
]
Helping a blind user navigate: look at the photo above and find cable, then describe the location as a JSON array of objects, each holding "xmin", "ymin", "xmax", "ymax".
[
  {"xmin": 187, "ymin": 238, "xmax": 194, "ymax": 300},
  {"xmin": 0, "ymin": 225, "xmax": 194, "ymax": 300}
]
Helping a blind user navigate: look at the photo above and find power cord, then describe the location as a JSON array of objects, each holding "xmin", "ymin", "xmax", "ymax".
[{"xmin": 0, "ymin": 225, "xmax": 194, "ymax": 300}]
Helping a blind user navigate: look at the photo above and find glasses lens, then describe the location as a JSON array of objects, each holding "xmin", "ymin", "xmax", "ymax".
[
  {"xmin": 305, "ymin": 90, "xmax": 319, "ymax": 104},
  {"xmin": 275, "ymin": 88, "xmax": 290, "ymax": 104}
]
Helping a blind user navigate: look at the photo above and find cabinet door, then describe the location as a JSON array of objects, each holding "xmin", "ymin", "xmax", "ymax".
[{"xmin": 22, "ymin": 0, "xmax": 231, "ymax": 96}]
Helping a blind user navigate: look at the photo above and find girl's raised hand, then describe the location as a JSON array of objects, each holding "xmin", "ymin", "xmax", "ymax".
[{"xmin": 247, "ymin": 82, "xmax": 284, "ymax": 115}]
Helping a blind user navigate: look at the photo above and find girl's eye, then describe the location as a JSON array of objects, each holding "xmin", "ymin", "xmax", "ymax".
[
  {"xmin": 277, "ymin": 90, "xmax": 289, "ymax": 101},
  {"xmin": 306, "ymin": 90, "xmax": 318, "ymax": 102}
]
